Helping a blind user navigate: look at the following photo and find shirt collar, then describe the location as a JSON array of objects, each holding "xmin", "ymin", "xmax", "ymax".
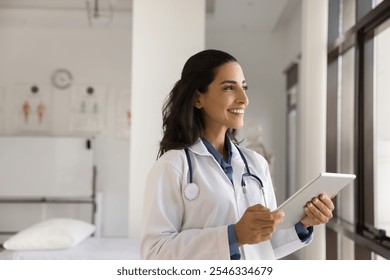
[
  {"xmin": 188, "ymin": 137, "xmax": 240, "ymax": 160},
  {"xmin": 201, "ymin": 136, "xmax": 233, "ymax": 165}
]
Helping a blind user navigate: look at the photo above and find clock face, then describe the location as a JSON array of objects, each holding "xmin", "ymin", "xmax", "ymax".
[{"xmin": 51, "ymin": 69, "xmax": 73, "ymax": 89}]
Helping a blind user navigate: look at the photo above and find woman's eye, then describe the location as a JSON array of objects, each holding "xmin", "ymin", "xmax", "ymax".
[{"xmin": 223, "ymin": 84, "xmax": 248, "ymax": 92}]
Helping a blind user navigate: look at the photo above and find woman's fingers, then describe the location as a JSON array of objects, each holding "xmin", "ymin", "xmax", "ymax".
[
  {"xmin": 319, "ymin": 193, "xmax": 335, "ymax": 211},
  {"xmin": 235, "ymin": 205, "xmax": 284, "ymax": 246},
  {"xmin": 303, "ymin": 194, "xmax": 335, "ymax": 225}
]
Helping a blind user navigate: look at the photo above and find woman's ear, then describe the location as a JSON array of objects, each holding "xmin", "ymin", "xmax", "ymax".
[{"xmin": 194, "ymin": 92, "xmax": 203, "ymax": 109}]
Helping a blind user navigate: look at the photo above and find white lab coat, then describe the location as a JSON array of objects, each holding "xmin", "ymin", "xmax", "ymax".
[{"xmin": 141, "ymin": 139, "xmax": 311, "ymax": 260}]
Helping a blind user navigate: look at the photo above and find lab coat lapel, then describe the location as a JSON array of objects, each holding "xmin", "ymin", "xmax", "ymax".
[
  {"xmin": 188, "ymin": 139, "xmax": 247, "ymax": 189},
  {"xmin": 189, "ymin": 139, "xmax": 241, "ymax": 188},
  {"xmin": 231, "ymin": 143, "xmax": 246, "ymax": 188},
  {"xmin": 187, "ymin": 139, "xmax": 209, "ymax": 156}
]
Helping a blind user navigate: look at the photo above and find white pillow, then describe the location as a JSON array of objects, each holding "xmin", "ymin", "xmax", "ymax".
[{"xmin": 3, "ymin": 218, "xmax": 96, "ymax": 250}]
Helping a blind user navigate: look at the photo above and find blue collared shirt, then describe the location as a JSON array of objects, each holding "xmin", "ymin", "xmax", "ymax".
[
  {"xmin": 201, "ymin": 137, "xmax": 233, "ymax": 184},
  {"xmin": 201, "ymin": 137, "xmax": 313, "ymax": 260}
]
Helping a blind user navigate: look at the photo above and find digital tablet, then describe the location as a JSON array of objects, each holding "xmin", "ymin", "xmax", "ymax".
[{"xmin": 276, "ymin": 172, "xmax": 356, "ymax": 229}]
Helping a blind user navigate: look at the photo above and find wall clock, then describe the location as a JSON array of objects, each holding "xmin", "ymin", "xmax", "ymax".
[{"xmin": 51, "ymin": 68, "xmax": 73, "ymax": 89}]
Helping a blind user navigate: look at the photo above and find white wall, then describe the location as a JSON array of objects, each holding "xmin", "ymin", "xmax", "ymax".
[
  {"xmin": 296, "ymin": 0, "xmax": 328, "ymax": 259},
  {"xmin": 128, "ymin": 0, "xmax": 205, "ymax": 240},
  {"xmin": 0, "ymin": 8, "xmax": 132, "ymax": 237}
]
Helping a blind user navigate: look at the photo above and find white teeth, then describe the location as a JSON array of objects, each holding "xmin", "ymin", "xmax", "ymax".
[{"xmin": 228, "ymin": 109, "xmax": 245, "ymax": 114}]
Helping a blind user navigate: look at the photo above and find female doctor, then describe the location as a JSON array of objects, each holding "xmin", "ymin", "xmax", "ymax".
[{"xmin": 140, "ymin": 49, "xmax": 335, "ymax": 260}]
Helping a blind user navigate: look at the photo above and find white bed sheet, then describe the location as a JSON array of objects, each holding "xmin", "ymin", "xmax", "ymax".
[{"xmin": 0, "ymin": 237, "xmax": 139, "ymax": 260}]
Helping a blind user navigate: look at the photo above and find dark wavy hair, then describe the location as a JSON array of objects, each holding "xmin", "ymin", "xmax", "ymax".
[{"xmin": 158, "ymin": 49, "xmax": 239, "ymax": 158}]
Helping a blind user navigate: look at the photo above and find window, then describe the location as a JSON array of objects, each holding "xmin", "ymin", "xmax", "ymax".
[
  {"xmin": 371, "ymin": 16, "xmax": 390, "ymax": 259},
  {"xmin": 326, "ymin": 0, "xmax": 390, "ymax": 260}
]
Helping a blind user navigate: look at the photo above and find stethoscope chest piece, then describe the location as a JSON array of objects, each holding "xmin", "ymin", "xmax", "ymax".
[{"xmin": 184, "ymin": 183, "xmax": 199, "ymax": 201}]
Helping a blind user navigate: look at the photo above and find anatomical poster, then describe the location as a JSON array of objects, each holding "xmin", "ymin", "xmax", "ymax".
[
  {"xmin": 14, "ymin": 83, "xmax": 51, "ymax": 133},
  {"xmin": 70, "ymin": 84, "xmax": 107, "ymax": 134}
]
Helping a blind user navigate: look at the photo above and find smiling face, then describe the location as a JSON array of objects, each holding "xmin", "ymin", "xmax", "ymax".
[{"xmin": 195, "ymin": 62, "xmax": 249, "ymax": 139}]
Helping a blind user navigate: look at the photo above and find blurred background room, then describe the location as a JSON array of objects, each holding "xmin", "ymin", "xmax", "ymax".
[{"xmin": 0, "ymin": 0, "xmax": 389, "ymax": 260}]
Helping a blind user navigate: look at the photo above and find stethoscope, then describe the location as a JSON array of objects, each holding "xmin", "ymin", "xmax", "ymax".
[{"xmin": 184, "ymin": 146, "xmax": 268, "ymax": 208}]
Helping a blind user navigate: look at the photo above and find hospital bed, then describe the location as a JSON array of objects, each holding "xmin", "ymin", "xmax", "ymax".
[
  {"xmin": 0, "ymin": 217, "xmax": 140, "ymax": 260},
  {"xmin": 0, "ymin": 237, "xmax": 140, "ymax": 260},
  {"xmin": 0, "ymin": 136, "xmax": 138, "ymax": 260}
]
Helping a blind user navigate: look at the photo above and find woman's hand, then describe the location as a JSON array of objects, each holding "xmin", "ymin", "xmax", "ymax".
[
  {"xmin": 300, "ymin": 193, "xmax": 335, "ymax": 228},
  {"xmin": 234, "ymin": 204, "xmax": 284, "ymax": 246}
]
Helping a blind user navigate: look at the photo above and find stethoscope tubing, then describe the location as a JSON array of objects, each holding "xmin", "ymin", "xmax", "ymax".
[{"xmin": 184, "ymin": 145, "xmax": 267, "ymax": 208}]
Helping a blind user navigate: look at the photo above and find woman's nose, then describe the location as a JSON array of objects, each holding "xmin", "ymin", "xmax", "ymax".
[{"xmin": 237, "ymin": 89, "xmax": 249, "ymax": 106}]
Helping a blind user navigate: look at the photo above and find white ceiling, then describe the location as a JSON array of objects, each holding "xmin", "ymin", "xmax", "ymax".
[
  {"xmin": 0, "ymin": 0, "xmax": 291, "ymax": 31},
  {"xmin": 207, "ymin": 0, "xmax": 289, "ymax": 31}
]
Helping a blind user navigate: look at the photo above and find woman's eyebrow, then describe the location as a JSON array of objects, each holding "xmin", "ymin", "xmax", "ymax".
[{"xmin": 219, "ymin": 80, "xmax": 246, "ymax": 85}]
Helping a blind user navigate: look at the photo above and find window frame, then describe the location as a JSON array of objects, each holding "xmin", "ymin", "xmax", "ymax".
[{"xmin": 326, "ymin": 0, "xmax": 390, "ymax": 259}]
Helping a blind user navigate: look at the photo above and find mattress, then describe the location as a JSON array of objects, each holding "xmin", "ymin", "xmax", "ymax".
[{"xmin": 0, "ymin": 237, "xmax": 139, "ymax": 260}]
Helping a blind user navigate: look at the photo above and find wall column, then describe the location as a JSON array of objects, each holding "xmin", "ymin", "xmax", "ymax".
[
  {"xmin": 128, "ymin": 0, "xmax": 205, "ymax": 240},
  {"xmin": 297, "ymin": 0, "xmax": 328, "ymax": 259}
]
